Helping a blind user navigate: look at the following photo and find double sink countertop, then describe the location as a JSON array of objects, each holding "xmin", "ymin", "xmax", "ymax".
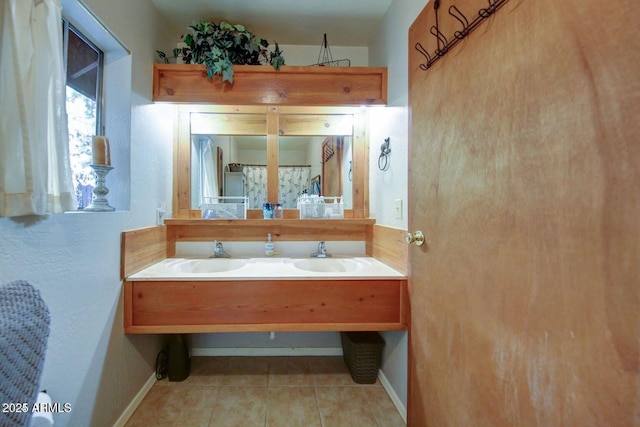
[{"xmin": 127, "ymin": 256, "xmax": 406, "ymax": 281}]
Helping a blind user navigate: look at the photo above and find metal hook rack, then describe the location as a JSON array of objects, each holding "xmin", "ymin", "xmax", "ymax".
[{"xmin": 414, "ymin": 0, "xmax": 511, "ymax": 71}]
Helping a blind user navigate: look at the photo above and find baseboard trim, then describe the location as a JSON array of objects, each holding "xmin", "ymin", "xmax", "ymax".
[
  {"xmin": 113, "ymin": 372, "xmax": 156, "ymax": 427},
  {"xmin": 378, "ymin": 370, "xmax": 407, "ymax": 424},
  {"xmin": 191, "ymin": 347, "xmax": 344, "ymax": 357}
]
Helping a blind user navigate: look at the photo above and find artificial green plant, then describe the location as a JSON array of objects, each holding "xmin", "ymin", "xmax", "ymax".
[{"xmin": 157, "ymin": 21, "xmax": 285, "ymax": 83}]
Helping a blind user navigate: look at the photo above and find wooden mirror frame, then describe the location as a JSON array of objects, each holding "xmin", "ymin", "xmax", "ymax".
[{"xmin": 173, "ymin": 105, "xmax": 369, "ymax": 219}]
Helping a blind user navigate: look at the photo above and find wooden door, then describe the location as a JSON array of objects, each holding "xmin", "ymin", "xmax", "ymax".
[{"xmin": 407, "ymin": 0, "xmax": 639, "ymax": 425}]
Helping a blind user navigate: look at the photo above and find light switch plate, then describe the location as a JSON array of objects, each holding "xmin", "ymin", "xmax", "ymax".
[{"xmin": 394, "ymin": 199, "xmax": 403, "ymax": 219}]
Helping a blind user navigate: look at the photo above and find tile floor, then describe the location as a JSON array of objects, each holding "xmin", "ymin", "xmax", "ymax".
[{"xmin": 126, "ymin": 356, "xmax": 405, "ymax": 427}]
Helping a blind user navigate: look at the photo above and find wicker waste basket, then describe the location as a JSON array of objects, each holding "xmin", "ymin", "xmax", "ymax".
[{"xmin": 340, "ymin": 331, "xmax": 385, "ymax": 384}]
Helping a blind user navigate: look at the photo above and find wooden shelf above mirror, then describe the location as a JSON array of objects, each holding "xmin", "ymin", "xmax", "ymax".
[{"xmin": 153, "ymin": 64, "xmax": 387, "ymax": 106}]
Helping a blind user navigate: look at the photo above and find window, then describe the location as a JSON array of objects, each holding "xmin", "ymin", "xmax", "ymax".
[
  {"xmin": 62, "ymin": 0, "xmax": 131, "ymax": 211},
  {"xmin": 63, "ymin": 21, "xmax": 104, "ymax": 209}
]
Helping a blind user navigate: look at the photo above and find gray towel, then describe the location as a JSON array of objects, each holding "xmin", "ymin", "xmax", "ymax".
[{"xmin": 0, "ymin": 280, "xmax": 50, "ymax": 427}]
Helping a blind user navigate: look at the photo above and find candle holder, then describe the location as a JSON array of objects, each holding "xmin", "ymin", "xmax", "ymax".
[{"xmin": 84, "ymin": 164, "xmax": 115, "ymax": 212}]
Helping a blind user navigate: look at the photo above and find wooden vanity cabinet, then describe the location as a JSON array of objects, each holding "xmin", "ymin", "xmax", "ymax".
[{"xmin": 124, "ymin": 278, "xmax": 408, "ymax": 334}]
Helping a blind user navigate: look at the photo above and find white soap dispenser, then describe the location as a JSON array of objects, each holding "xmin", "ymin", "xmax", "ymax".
[{"xmin": 265, "ymin": 233, "xmax": 275, "ymax": 257}]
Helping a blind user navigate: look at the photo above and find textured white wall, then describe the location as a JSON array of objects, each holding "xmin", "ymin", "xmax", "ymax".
[
  {"xmin": 0, "ymin": 0, "xmax": 176, "ymax": 425},
  {"xmin": 278, "ymin": 44, "xmax": 369, "ymax": 66},
  {"xmin": 367, "ymin": 105, "xmax": 410, "ymax": 229},
  {"xmin": 192, "ymin": 332, "xmax": 342, "ymax": 353}
]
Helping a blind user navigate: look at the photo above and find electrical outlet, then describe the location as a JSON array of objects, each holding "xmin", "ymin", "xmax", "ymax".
[{"xmin": 395, "ymin": 199, "xmax": 403, "ymax": 219}]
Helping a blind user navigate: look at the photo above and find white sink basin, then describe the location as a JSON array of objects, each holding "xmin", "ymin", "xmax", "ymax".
[
  {"xmin": 166, "ymin": 258, "xmax": 244, "ymax": 273},
  {"xmin": 293, "ymin": 258, "xmax": 367, "ymax": 273}
]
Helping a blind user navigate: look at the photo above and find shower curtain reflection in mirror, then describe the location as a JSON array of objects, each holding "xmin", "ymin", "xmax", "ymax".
[
  {"xmin": 242, "ymin": 165, "xmax": 310, "ymax": 209},
  {"xmin": 279, "ymin": 166, "xmax": 311, "ymax": 208},
  {"xmin": 242, "ymin": 165, "xmax": 267, "ymax": 209}
]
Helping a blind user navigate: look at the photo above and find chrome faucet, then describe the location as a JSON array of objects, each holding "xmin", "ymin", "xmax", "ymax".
[
  {"xmin": 310, "ymin": 241, "xmax": 331, "ymax": 258},
  {"xmin": 210, "ymin": 240, "xmax": 231, "ymax": 258}
]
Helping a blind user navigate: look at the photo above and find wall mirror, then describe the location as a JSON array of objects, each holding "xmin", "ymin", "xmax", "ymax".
[{"xmin": 174, "ymin": 106, "xmax": 368, "ymax": 219}]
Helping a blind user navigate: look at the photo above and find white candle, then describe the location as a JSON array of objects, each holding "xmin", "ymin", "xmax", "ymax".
[{"xmin": 92, "ymin": 136, "xmax": 111, "ymax": 165}]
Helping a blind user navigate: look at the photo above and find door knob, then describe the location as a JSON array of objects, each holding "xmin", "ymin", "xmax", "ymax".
[{"xmin": 405, "ymin": 231, "xmax": 425, "ymax": 246}]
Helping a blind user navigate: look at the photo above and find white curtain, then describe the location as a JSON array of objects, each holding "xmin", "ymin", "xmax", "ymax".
[
  {"xmin": 278, "ymin": 166, "xmax": 310, "ymax": 208},
  {"xmin": 0, "ymin": 0, "xmax": 76, "ymax": 217}
]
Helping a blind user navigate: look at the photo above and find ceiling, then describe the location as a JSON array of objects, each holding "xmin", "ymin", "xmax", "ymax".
[{"xmin": 151, "ymin": 0, "xmax": 394, "ymax": 47}]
